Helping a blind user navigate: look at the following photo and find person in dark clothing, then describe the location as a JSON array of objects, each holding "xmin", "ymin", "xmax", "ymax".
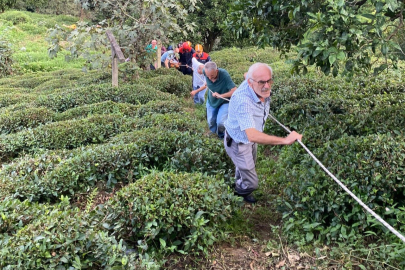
[{"xmin": 178, "ymin": 42, "xmax": 194, "ymax": 76}]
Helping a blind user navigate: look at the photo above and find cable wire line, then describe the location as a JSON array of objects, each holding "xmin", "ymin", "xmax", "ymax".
[{"xmin": 212, "ymin": 92, "xmax": 405, "ymax": 243}]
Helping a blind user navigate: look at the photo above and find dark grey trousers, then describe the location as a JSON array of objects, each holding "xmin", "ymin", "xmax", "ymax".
[{"xmin": 224, "ymin": 132, "xmax": 259, "ymax": 195}]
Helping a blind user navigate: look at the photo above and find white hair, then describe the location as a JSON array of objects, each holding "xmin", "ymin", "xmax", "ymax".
[
  {"xmin": 245, "ymin": 63, "xmax": 273, "ymax": 81},
  {"xmin": 204, "ymin": 62, "xmax": 217, "ymax": 72}
]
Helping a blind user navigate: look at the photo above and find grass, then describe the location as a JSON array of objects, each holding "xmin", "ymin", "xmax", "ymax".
[{"xmin": 0, "ymin": 10, "xmax": 84, "ymax": 74}]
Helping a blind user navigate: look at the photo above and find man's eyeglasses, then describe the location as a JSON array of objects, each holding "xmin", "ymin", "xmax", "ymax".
[
  {"xmin": 196, "ymin": 50, "xmax": 202, "ymax": 53},
  {"xmin": 250, "ymin": 78, "xmax": 274, "ymax": 86}
]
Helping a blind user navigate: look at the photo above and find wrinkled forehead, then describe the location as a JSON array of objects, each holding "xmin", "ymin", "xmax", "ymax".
[{"xmin": 252, "ymin": 67, "xmax": 272, "ymax": 80}]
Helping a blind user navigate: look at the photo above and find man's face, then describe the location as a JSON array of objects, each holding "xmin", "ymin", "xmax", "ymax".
[
  {"xmin": 151, "ymin": 40, "xmax": 157, "ymax": 46},
  {"xmin": 197, "ymin": 65, "xmax": 204, "ymax": 74},
  {"xmin": 205, "ymin": 69, "xmax": 219, "ymax": 82},
  {"xmin": 196, "ymin": 49, "xmax": 203, "ymax": 57},
  {"xmin": 247, "ymin": 67, "xmax": 273, "ymax": 99}
]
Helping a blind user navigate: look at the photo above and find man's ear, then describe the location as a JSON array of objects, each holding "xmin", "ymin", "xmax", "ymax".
[{"xmin": 247, "ymin": 78, "xmax": 253, "ymax": 88}]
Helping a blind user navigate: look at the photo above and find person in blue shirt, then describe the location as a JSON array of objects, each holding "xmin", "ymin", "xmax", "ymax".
[
  {"xmin": 161, "ymin": 47, "xmax": 179, "ymax": 68},
  {"xmin": 224, "ymin": 63, "xmax": 302, "ymax": 203}
]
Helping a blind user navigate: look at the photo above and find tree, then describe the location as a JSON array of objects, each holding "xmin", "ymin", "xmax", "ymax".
[
  {"xmin": 181, "ymin": 0, "xmax": 231, "ymax": 52},
  {"xmin": 48, "ymin": 0, "xmax": 195, "ymax": 70},
  {"xmin": 228, "ymin": 0, "xmax": 405, "ymax": 76},
  {"xmin": 0, "ymin": 0, "xmax": 16, "ymax": 13}
]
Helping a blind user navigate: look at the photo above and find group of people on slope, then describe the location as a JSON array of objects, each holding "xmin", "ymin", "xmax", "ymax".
[{"xmin": 147, "ymin": 39, "xmax": 304, "ymax": 204}]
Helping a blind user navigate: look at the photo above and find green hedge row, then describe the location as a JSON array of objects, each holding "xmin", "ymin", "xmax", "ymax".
[
  {"xmin": 0, "ymin": 99, "xmax": 183, "ymax": 135},
  {"xmin": 138, "ymin": 75, "xmax": 192, "ymax": 97},
  {"xmin": 0, "ymin": 69, "xmax": 110, "ymax": 89},
  {"xmin": 0, "ymin": 126, "xmax": 231, "ymax": 202},
  {"xmin": 276, "ymin": 134, "xmax": 405, "ymax": 244},
  {"xmin": 97, "ymin": 171, "xmax": 241, "ymax": 255},
  {"xmin": 267, "ymin": 98, "xmax": 405, "ymax": 148},
  {"xmin": 0, "ymin": 197, "xmax": 156, "ymax": 269},
  {"xmin": 271, "ymin": 75, "xmax": 405, "ymax": 112},
  {"xmin": 0, "ymin": 109, "xmax": 201, "ymax": 161},
  {"xmin": 55, "ymin": 99, "xmax": 183, "ymax": 121},
  {"xmin": 0, "ymin": 93, "xmax": 33, "ymax": 109},
  {"xmin": 0, "ymin": 114, "xmax": 134, "ymax": 160},
  {"xmin": 0, "ymin": 107, "xmax": 55, "ymax": 135},
  {"xmin": 35, "ymin": 83, "xmax": 175, "ymax": 112}
]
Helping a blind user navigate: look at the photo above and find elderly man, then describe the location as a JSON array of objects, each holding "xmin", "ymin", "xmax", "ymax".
[
  {"xmin": 224, "ymin": 63, "xmax": 302, "ymax": 203},
  {"xmin": 203, "ymin": 62, "xmax": 237, "ymax": 139},
  {"xmin": 190, "ymin": 57, "xmax": 207, "ymax": 104}
]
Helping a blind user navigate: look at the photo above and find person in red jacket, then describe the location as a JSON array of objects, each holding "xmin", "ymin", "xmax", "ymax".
[
  {"xmin": 193, "ymin": 44, "xmax": 211, "ymax": 64},
  {"xmin": 178, "ymin": 42, "xmax": 194, "ymax": 75}
]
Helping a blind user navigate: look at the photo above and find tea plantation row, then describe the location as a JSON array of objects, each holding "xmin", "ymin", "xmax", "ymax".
[{"xmin": 0, "ymin": 67, "xmax": 242, "ymax": 269}]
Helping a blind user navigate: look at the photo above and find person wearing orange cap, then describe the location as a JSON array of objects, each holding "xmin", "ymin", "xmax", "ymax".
[
  {"xmin": 178, "ymin": 41, "xmax": 195, "ymax": 75},
  {"xmin": 193, "ymin": 44, "xmax": 211, "ymax": 64}
]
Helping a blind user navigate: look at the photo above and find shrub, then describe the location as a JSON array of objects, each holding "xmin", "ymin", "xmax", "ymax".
[
  {"xmin": 0, "ymin": 93, "xmax": 33, "ymax": 109},
  {"xmin": 97, "ymin": 171, "xmax": 241, "ymax": 254},
  {"xmin": 36, "ymin": 83, "xmax": 175, "ymax": 112},
  {"xmin": 0, "ymin": 196, "xmax": 154, "ymax": 269},
  {"xmin": 0, "ymin": 11, "xmax": 31, "ymax": 25},
  {"xmin": 132, "ymin": 68, "xmax": 181, "ymax": 80},
  {"xmin": 0, "ymin": 75, "xmax": 54, "ymax": 89},
  {"xmin": 138, "ymin": 75, "xmax": 192, "ymax": 97},
  {"xmin": 0, "ymin": 198, "xmax": 50, "ymax": 235},
  {"xmin": 32, "ymin": 78, "xmax": 78, "ymax": 93},
  {"xmin": 55, "ymin": 99, "xmax": 184, "ymax": 121},
  {"xmin": 0, "ymin": 114, "xmax": 137, "ymax": 160},
  {"xmin": 276, "ymin": 134, "xmax": 405, "ymax": 243},
  {"xmin": 0, "ymin": 126, "xmax": 231, "ymax": 202},
  {"xmin": 0, "ymin": 37, "xmax": 14, "ymax": 78},
  {"xmin": 0, "ymin": 106, "xmax": 55, "ymax": 134}
]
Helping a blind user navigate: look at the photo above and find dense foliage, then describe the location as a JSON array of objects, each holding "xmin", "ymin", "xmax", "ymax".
[{"xmin": 228, "ymin": 0, "xmax": 405, "ymax": 76}]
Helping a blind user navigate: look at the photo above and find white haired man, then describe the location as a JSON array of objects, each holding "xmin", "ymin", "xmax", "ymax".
[
  {"xmin": 203, "ymin": 62, "xmax": 237, "ymax": 139},
  {"xmin": 224, "ymin": 63, "xmax": 302, "ymax": 203}
]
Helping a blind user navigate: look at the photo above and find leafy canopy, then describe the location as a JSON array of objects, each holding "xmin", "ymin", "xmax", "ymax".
[
  {"xmin": 48, "ymin": 0, "xmax": 196, "ymax": 70},
  {"xmin": 0, "ymin": 0, "xmax": 16, "ymax": 13},
  {"xmin": 227, "ymin": 0, "xmax": 405, "ymax": 76}
]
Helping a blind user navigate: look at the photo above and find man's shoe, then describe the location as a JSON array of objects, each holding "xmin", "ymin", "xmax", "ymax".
[
  {"xmin": 242, "ymin": 194, "xmax": 257, "ymax": 204},
  {"xmin": 234, "ymin": 192, "xmax": 257, "ymax": 203}
]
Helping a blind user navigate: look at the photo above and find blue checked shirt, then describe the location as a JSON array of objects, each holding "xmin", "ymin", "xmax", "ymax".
[{"xmin": 224, "ymin": 80, "xmax": 271, "ymax": 144}]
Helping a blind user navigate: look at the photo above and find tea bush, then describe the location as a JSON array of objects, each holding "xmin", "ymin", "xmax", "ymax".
[
  {"xmin": 0, "ymin": 106, "xmax": 55, "ymax": 134},
  {"xmin": 0, "ymin": 11, "xmax": 32, "ymax": 25},
  {"xmin": 0, "ymin": 75, "xmax": 54, "ymax": 89},
  {"xmin": 277, "ymin": 134, "xmax": 405, "ymax": 244},
  {"xmin": 32, "ymin": 78, "xmax": 78, "ymax": 93},
  {"xmin": 0, "ymin": 198, "xmax": 50, "ymax": 235},
  {"xmin": 97, "ymin": 171, "xmax": 241, "ymax": 254},
  {"xmin": 131, "ymin": 67, "xmax": 181, "ymax": 80},
  {"xmin": 0, "ymin": 149, "xmax": 81, "ymax": 201},
  {"xmin": 0, "ymin": 37, "xmax": 14, "ymax": 78},
  {"xmin": 0, "ymin": 196, "xmax": 155, "ymax": 269},
  {"xmin": 55, "ymin": 99, "xmax": 183, "ymax": 121},
  {"xmin": 0, "ymin": 114, "xmax": 136, "ymax": 160},
  {"xmin": 0, "ymin": 125, "xmax": 231, "ymax": 201},
  {"xmin": 0, "ymin": 93, "xmax": 33, "ymax": 109},
  {"xmin": 36, "ymin": 83, "xmax": 175, "ymax": 112},
  {"xmin": 138, "ymin": 75, "xmax": 192, "ymax": 97}
]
